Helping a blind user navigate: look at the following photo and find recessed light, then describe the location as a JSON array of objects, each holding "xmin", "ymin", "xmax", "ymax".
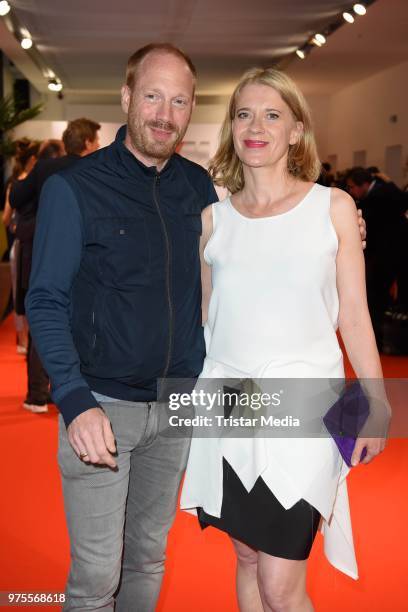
[
  {"xmin": 343, "ymin": 12, "xmax": 355, "ymax": 23},
  {"xmin": 21, "ymin": 38, "xmax": 33, "ymax": 49},
  {"xmin": 353, "ymin": 4, "xmax": 367, "ymax": 15},
  {"xmin": 0, "ymin": 1, "xmax": 11, "ymax": 17},
  {"xmin": 314, "ymin": 33, "xmax": 326, "ymax": 45}
]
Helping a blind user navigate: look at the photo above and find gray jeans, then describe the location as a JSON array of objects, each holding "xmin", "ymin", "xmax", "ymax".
[{"xmin": 58, "ymin": 400, "xmax": 190, "ymax": 611}]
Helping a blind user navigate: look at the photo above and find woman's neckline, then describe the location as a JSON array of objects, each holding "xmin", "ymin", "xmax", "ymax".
[{"xmin": 227, "ymin": 182, "xmax": 318, "ymax": 221}]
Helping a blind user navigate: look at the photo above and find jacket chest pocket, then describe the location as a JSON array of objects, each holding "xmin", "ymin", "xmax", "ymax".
[
  {"xmin": 94, "ymin": 217, "xmax": 151, "ymax": 287},
  {"xmin": 183, "ymin": 212, "xmax": 202, "ymax": 271}
]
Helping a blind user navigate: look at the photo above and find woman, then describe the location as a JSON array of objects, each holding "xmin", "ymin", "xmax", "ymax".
[
  {"xmin": 2, "ymin": 139, "xmax": 40, "ymax": 354},
  {"xmin": 180, "ymin": 68, "xmax": 389, "ymax": 611},
  {"xmin": 11, "ymin": 138, "xmax": 65, "ymax": 412}
]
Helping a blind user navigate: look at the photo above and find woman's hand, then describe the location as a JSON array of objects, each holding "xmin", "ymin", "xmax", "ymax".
[
  {"xmin": 351, "ymin": 436, "xmax": 387, "ymax": 466},
  {"xmin": 352, "ymin": 395, "xmax": 392, "ymax": 466}
]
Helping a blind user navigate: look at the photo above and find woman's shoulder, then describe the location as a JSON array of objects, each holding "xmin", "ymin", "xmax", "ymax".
[
  {"xmin": 329, "ymin": 187, "xmax": 358, "ymax": 217},
  {"xmin": 201, "ymin": 196, "xmax": 231, "ymax": 242},
  {"xmin": 329, "ymin": 187, "xmax": 359, "ymax": 238}
]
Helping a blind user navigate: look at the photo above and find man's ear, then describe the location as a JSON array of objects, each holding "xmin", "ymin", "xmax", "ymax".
[
  {"xmin": 289, "ymin": 121, "xmax": 304, "ymax": 146},
  {"xmin": 121, "ymin": 85, "xmax": 131, "ymax": 115}
]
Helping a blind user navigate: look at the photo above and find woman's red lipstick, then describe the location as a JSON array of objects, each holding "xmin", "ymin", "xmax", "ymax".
[{"xmin": 244, "ymin": 140, "xmax": 268, "ymax": 148}]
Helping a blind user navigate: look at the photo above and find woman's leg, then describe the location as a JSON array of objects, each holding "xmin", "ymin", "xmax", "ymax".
[
  {"xmin": 257, "ymin": 552, "xmax": 313, "ymax": 612},
  {"xmin": 231, "ymin": 538, "xmax": 263, "ymax": 612}
]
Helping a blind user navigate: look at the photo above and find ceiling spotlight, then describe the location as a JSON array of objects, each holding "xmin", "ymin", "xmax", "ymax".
[
  {"xmin": 0, "ymin": 1, "xmax": 10, "ymax": 17},
  {"xmin": 296, "ymin": 49, "xmax": 306, "ymax": 59},
  {"xmin": 314, "ymin": 33, "xmax": 326, "ymax": 45},
  {"xmin": 21, "ymin": 37, "xmax": 33, "ymax": 49},
  {"xmin": 353, "ymin": 3, "xmax": 367, "ymax": 15},
  {"xmin": 343, "ymin": 12, "xmax": 355, "ymax": 23},
  {"xmin": 48, "ymin": 78, "xmax": 63, "ymax": 92}
]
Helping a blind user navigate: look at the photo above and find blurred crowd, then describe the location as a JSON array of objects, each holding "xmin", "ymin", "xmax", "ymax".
[
  {"xmin": 318, "ymin": 162, "xmax": 408, "ymax": 353},
  {"xmin": 1, "ymin": 118, "xmax": 100, "ymax": 413}
]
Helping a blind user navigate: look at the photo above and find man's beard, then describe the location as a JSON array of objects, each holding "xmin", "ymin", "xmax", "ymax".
[{"xmin": 127, "ymin": 108, "xmax": 185, "ymax": 162}]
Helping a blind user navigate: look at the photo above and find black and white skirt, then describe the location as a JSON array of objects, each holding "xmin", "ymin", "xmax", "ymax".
[{"xmin": 198, "ymin": 457, "xmax": 321, "ymax": 560}]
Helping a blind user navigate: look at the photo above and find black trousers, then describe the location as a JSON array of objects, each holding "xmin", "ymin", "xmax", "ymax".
[
  {"xmin": 26, "ymin": 333, "xmax": 49, "ymax": 405},
  {"xmin": 365, "ymin": 255, "xmax": 396, "ymax": 349}
]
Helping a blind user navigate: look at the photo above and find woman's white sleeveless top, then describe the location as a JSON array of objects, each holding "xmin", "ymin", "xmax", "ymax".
[{"xmin": 180, "ymin": 184, "xmax": 359, "ymax": 579}]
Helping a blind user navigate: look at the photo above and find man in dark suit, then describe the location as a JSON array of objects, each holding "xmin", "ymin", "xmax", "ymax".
[
  {"xmin": 10, "ymin": 118, "xmax": 101, "ymax": 412},
  {"xmin": 346, "ymin": 166, "xmax": 407, "ymax": 348}
]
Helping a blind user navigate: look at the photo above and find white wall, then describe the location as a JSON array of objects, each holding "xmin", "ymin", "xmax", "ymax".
[
  {"xmin": 326, "ymin": 60, "xmax": 408, "ymax": 184},
  {"xmin": 30, "ymin": 87, "xmax": 67, "ymax": 121},
  {"xmin": 304, "ymin": 94, "xmax": 330, "ymax": 162},
  {"xmin": 66, "ymin": 104, "xmax": 125, "ymax": 123}
]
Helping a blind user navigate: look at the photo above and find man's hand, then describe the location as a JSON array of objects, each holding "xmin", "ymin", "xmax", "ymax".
[
  {"xmin": 67, "ymin": 407, "xmax": 117, "ymax": 468},
  {"xmin": 356, "ymin": 209, "xmax": 367, "ymax": 249}
]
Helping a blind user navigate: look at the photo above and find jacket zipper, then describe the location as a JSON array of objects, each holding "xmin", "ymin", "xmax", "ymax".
[
  {"xmin": 152, "ymin": 174, "xmax": 173, "ymax": 378},
  {"xmin": 91, "ymin": 311, "xmax": 96, "ymax": 349}
]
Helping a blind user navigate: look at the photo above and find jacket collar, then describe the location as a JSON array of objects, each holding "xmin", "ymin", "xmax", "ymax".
[{"xmin": 114, "ymin": 124, "xmax": 175, "ymax": 178}]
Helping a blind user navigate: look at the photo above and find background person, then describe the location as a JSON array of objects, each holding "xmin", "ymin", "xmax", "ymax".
[
  {"xmin": 2, "ymin": 139, "xmax": 40, "ymax": 355},
  {"xmin": 38, "ymin": 139, "xmax": 65, "ymax": 160},
  {"xmin": 316, "ymin": 161, "xmax": 335, "ymax": 187},
  {"xmin": 10, "ymin": 118, "xmax": 101, "ymax": 413},
  {"xmin": 346, "ymin": 166, "xmax": 407, "ymax": 348}
]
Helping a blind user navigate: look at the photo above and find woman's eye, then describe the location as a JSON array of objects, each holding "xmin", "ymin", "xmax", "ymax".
[
  {"xmin": 237, "ymin": 111, "xmax": 249, "ymax": 119},
  {"xmin": 266, "ymin": 112, "xmax": 279, "ymax": 120}
]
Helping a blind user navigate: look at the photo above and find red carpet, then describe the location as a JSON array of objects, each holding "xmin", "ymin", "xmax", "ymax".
[{"xmin": 0, "ymin": 314, "xmax": 407, "ymax": 611}]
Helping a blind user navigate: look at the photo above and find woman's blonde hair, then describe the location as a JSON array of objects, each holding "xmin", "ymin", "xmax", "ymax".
[{"xmin": 208, "ymin": 68, "xmax": 321, "ymax": 193}]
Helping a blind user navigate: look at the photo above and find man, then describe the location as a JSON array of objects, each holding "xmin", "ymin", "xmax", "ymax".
[
  {"xmin": 27, "ymin": 45, "xmax": 366, "ymax": 611},
  {"xmin": 26, "ymin": 44, "xmax": 217, "ymax": 611},
  {"xmin": 347, "ymin": 166, "xmax": 407, "ymax": 347},
  {"xmin": 11, "ymin": 118, "xmax": 101, "ymax": 413}
]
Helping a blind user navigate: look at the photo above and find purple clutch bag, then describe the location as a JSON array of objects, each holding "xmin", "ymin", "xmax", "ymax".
[{"xmin": 323, "ymin": 381, "xmax": 369, "ymax": 467}]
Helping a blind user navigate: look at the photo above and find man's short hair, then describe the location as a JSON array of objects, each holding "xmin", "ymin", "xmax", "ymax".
[
  {"xmin": 62, "ymin": 118, "xmax": 101, "ymax": 155},
  {"xmin": 125, "ymin": 42, "xmax": 197, "ymax": 91},
  {"xmin": 347, "ymin": 167, "xmax": 372, "ymax": 186}
]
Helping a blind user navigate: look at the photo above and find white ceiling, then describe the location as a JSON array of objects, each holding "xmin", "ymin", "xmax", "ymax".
[
  {"xmin": 3, "ymin": 0, "xmax": 408, "ymax": 101},
  {"xmin": 286, "ymin": 0, "xmax": 408, "ymax": 94}
]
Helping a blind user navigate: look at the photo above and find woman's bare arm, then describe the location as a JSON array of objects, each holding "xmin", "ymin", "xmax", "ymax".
[
  {"xmin": 200, "ymin": 205, "xmax": 214, "ymax": 325},
  {"xmin": 2, "ymin": 184, "xmax": 13, "ymax": 227},
  {"xmin": 330, "ymin": 187, "xmax": 391, "ymax": 465}
]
